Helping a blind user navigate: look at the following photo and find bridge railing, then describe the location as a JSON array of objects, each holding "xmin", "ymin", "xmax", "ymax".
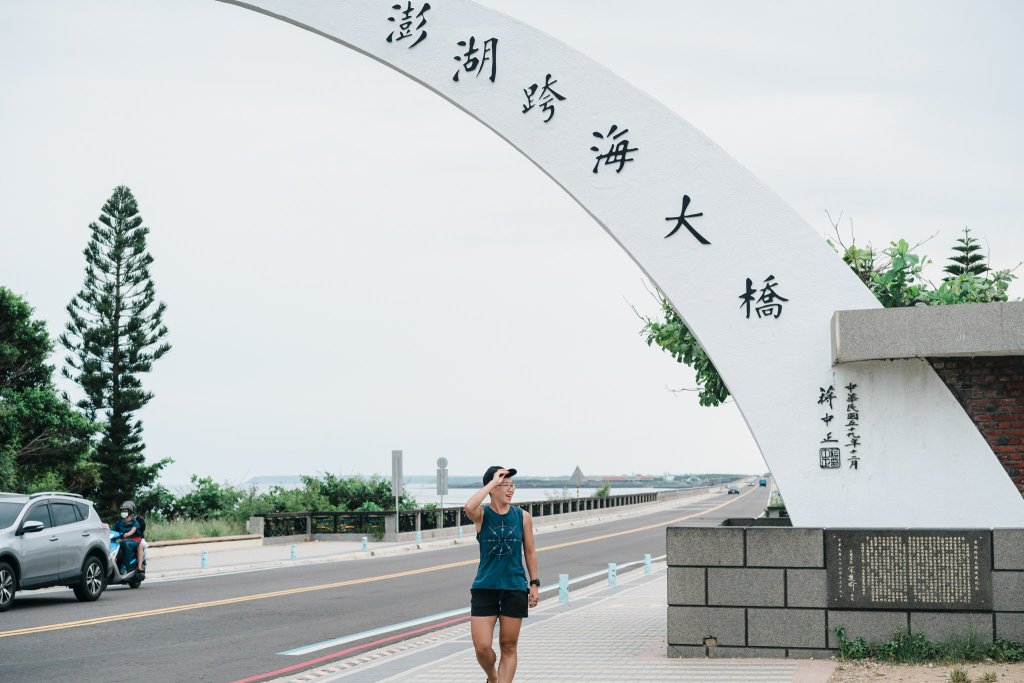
[{"xmin": 254, "ymin": 491, "xmax": 662, "ymax": 540}]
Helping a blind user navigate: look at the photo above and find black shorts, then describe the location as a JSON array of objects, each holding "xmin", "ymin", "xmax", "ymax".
[{"xmin": 470, "ymin": 588, "xmax": 529, "ymax": 618}]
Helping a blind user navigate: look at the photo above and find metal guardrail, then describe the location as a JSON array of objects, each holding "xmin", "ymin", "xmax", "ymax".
[
  {"xmin": 257, "ymin": 491, "xmax": 661, "ymax": 538},
  {"xmin": 260, "ymin": 510, "xmax": 388, "ymax": 538}
]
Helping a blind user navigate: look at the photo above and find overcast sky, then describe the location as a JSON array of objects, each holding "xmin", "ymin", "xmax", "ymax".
[{"xmin": 1, "ymin": 0, "xmax": 1021, "ymax": 488}]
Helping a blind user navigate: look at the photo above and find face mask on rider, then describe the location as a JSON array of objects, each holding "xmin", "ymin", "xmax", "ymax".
[{"xmin": 120, "ymin": 511, "xmax": 129, "ymax": 519}]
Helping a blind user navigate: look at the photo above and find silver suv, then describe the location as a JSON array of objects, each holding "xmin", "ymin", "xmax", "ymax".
[{"xmin": 0, "ymin": 492, "xmax": 111, "ymax": 611}]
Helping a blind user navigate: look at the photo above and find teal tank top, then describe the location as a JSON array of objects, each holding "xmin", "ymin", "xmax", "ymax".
[{"xmin": 472, "ymin": 505, "xmax": 529, "ymax": 591}]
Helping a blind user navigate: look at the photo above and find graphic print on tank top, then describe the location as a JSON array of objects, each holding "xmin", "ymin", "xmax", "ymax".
[{"xmin": 487, "ymin": 516, "xmax": 518, "ymax": 557}]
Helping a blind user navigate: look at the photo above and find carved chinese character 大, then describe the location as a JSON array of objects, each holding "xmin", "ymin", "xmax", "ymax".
[
  {"xmin": 522, "ymin": 74, "xmax": 565, "ymax": 122},
  {"xmin": 664, "ymin": 195, "xmax": 709, "ymax": 243},
  {"xmin": 453, "ymin": 36, "xmax": 498, "ymax": 82},
  {"xmin": 386, "ymin": 2, "xmax": 431, "ymax": 48},
  {"xmin": 590, "ymin": 125, "xmax": 637, "ymax": 174}
]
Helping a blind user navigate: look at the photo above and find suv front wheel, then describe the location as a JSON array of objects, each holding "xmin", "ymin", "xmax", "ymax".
[
  {"xmin": 0, "ymin": 561, "xmax": 15, "ymax": 611},
  {"xmin": 72, "ymin": 556, "xmax": 106, "ymax": 602}
]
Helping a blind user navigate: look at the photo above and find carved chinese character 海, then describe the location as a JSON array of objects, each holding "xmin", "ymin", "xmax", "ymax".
[{"xmin": 590, "ymin": 125, "xmax": 637, "ymax": 174}]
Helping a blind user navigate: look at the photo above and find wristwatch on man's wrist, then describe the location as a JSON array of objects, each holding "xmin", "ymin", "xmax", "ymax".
[{"xmin": 529, "ymin": 578, "xmax": 540, "ymax": 587}]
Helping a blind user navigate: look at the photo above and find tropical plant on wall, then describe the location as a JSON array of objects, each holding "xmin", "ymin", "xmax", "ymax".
[{"xmin": 641, "ymin": 224, "xmax": 1018, "ymax": 407}]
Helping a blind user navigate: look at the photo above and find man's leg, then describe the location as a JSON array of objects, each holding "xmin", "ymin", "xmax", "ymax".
[
  {"xmin": 470, "ymin": 616, "xmax": 499, "ymax": 682},
  {"xmin": 496, "ymin": 615, "xmax": 523, "ymax": 683}
]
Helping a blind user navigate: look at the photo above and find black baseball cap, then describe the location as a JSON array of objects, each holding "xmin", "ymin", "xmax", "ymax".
[{"xmin": 483, "ymin": 465, "xmax": 517, "ymax": 485}]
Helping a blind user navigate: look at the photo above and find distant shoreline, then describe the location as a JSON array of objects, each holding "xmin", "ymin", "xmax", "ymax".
[{"xmin": 237, "ymin": 473, "xmax": 750, "ymax": 491}]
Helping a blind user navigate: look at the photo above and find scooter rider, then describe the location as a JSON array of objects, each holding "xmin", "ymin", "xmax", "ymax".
[{"xmin": 112, "ymin": 501, "xmax": 145, "ymax": 576}]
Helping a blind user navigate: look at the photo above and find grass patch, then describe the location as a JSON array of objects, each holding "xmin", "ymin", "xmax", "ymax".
[
  {"xmin": 146, "ymin": 518, "xmax": 247, "ymax": 542},
  {"xmin": 948, "ymin": 666, "xmax": 969, "ymax": 683},
  {"xmin": 836, "ymin": 626, "xmax": 1024, "ymax": 665}
]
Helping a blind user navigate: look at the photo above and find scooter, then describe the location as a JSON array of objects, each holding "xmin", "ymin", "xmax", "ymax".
[{"xmin": 108, "ymin": 530, "xmax": 147, "ymax": 589}]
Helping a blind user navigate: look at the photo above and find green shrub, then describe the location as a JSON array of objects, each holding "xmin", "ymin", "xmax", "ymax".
[
  {"xmin": 835, "ymin": 626, "xmax": 1024, "ymax": 665},
  {"xmin": 145, "ymin": 517, "xmax": 245, "ymax": 541}
]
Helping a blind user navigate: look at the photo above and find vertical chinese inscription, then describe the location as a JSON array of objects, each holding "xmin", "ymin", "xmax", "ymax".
[
  {"xmin": 818, "ymin": 385, "xmax": 840, "ymax": 469},
  {"xmin": 845, "ymin": 383, "xmax": 862, "ymax": 470},
  {"xmin": 826, "ymin": 530, "xmax": 992, "ymax": 610}
]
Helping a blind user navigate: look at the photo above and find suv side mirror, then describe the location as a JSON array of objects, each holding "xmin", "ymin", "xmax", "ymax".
[{"xmin": 18, "ymin": 520, "xmax": 45, "ymax": 535}]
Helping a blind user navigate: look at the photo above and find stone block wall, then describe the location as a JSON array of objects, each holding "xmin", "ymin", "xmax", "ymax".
[
  {"xmin": 667, "ymin": 526, "xmax": 1024, "ymax": 658},
  {"xmin": 930, "ymin": 356, "xmax": 1024, "ymax": 495}
]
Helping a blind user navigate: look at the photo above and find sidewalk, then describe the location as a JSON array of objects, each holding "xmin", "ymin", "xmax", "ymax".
[{"xmin": 265, "ymin": 566, "xmax": 836, "ymax": 683}]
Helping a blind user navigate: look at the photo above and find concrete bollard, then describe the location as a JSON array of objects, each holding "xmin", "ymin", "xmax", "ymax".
[
  {"xmin": 457, "ymin": 526, "xmax": 463, "ymax": 539},
  {"xmin": 200, "ymin": 550, "xmax": 208, "ymax": 569},
  {"xmin": 643, "ymin": 553, "xmax": 652, "ymax": 574},
  {"xmin": 290, "ymin": 544, "xmax": 297, "ymax": 560},
  {"xmin": 608, "ymin": 562, "xmax": 617, "ymax": 587},
  {"xmin": 559, "ymin": 574, "xmax": 569, "ymax": 604},
  {"xmin": 415, "ymin": 531, "xmax": 422, "ymax": 545},
  {"xmin": 361, "ymin": 536, "xmax": 369, "ymax": 551}
]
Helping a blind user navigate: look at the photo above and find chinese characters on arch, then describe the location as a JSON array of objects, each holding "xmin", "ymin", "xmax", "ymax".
[
  {"xmin": 817, "ymin": 383, "xmax": 864, "ymax": 471},
  {"xmin": 381, "ymin": 8, "xmax": 721, "ymax": 246},
  {"xmin": 740, "ymin": 275, "xmax": 788, "ymax": 319}
]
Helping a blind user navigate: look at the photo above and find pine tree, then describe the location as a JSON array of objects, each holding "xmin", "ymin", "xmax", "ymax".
[
  {"xmin": 943, "ymin": 227, "xmax": 990, "ymax": 276},
  {"xmin": 60, "ymin": 186, "xmax": 172, "ymax": 510}
]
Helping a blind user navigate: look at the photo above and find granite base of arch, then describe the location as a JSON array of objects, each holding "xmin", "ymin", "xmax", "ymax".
[{"xmin": 666, "ymin": 524, "xmax": 1024, "ymax": 658}]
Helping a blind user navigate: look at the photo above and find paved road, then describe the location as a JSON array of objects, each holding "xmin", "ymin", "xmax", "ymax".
[{"xmin": 0, "ymin": 487, "xmax": 769, "ymax": 682}]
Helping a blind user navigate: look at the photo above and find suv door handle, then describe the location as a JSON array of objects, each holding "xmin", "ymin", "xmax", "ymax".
[
  {"xmin": 48, "ymin": 536, "xmax": 59, "ymax": 542},
  {"xmin": 81, "ymin": 532, "xmax": 91, "ymax": 537}
]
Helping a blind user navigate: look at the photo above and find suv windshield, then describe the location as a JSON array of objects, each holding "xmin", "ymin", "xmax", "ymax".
[{"xmin": 0, "ymin": 501, "xmax": 25, "ymax": 530}]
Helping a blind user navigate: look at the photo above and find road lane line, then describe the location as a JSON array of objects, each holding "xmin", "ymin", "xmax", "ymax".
[
  {"xmin": 0, "ymin": 489, "xmax": 758, "ymax": 639},
  {"xmin": 0, "ymin": 559, "xmax": 477, "ymax": 639},
  {"xmin": 278, "ymin": 607, "xmax": 471, "ymax": 655},
  {"xmin": 230, "ymin": 615, "xmax": 472, "ymax": 683}
]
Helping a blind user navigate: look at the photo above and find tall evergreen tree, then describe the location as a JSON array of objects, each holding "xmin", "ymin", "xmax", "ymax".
[
  {"xmin": 60, "ymin": 186, "xmax": 172, "ymax": 510},
  {"xmin": 943, "ymin": 227, "xmax": 990, "ymax": 276}
]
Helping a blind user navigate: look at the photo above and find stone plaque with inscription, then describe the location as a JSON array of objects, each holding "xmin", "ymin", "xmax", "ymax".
[{"xmin": 826, "ymin": 530, "xmax": 992, "ymax": 610}]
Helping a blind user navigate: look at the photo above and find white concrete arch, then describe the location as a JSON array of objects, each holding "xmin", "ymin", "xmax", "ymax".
[{"xmin": 221, "ymin": 0, "xmax": 1024, "ymax": 527}]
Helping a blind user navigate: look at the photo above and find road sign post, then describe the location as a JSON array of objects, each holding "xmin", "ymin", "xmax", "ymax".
[
  {"xmin": 437, "ymin": 457, "xmax": 449, "ymax": 529},
  {"xmin": 392, "ymin": 450, "xmax": 403, "ymax": 531}
]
